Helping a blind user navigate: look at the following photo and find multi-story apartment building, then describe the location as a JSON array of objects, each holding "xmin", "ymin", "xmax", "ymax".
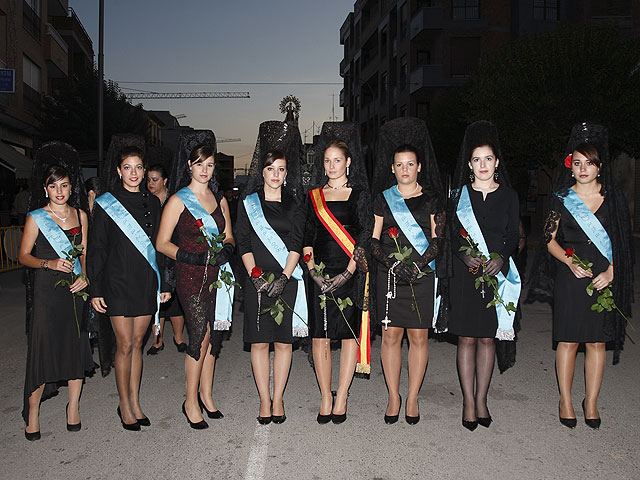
[
  {"xmin": 0, "ymin": 0, "xmax": 93, "ymax": 182},
  {"xmin": 339, "ymin": 0, "xmax": 637, "ymax": 173}
]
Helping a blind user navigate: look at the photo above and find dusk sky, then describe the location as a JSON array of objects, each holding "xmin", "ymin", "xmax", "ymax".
[{"xmin": 69, "ymin": 0, "xmax": 351, "ymax": 170}]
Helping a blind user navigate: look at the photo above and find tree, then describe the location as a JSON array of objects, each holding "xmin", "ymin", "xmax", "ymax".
[
  {"xmin": 40, "ymin": 69, "xmax": 149, "ymax": 152},
  {"xmin": 430, "ymin": 25, "xmax": 640, "ymax": 178}
]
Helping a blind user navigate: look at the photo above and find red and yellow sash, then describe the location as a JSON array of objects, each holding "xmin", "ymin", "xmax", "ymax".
[{"xmin": 310, "ymin": 187, "xmax": 371, "ymax": 374}]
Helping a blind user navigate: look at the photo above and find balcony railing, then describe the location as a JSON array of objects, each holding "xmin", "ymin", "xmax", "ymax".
[
  {"xmin": 23, "ymin": 0, "xmax": 41, "ymax": 41},
  {"xmin": 410, "ymin": 7, "xmax": 445, "ymax": 38}
]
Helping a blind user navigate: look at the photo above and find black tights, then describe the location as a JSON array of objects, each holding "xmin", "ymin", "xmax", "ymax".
[{"xmin": 457, "ymin": 336, "xmax": 495, "ymax": 421}]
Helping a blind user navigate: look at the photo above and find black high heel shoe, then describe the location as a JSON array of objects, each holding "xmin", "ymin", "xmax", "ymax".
[
  {"xmin": 384, "ymin": 395, "xmax": 402, "ymax": 425},
  {"xmin": 582, "ymin": 399, "xmax": 601, "ymax": 430},
  {"xmin": 477, "ymin": 416, "xmax": 492, "ymax": 428},
  {"xmin": 117, "ymin": 406, "xmax": 141, "ymax": 431},
  {"xmin": 146, "ymin": 343, "xmax": 164, "ymax": 355},
  {"xmin": 405, "ymin": 397, "xmax": 420, "ymax": 425},
  {"xmin": 462, "ymin": 418, "xmax": 478, "ymax": 431},
  {"xmin": 198, "ymin": 396, "xmax": 224, "ymax": 419},
  {"xmin": 317, "ymin": 396, "xmax": 333, "ymax": 424},
  {"xmin": 182, "ymin": 401, "xmax": 208, "ymax": 430},
  {"xmin": 25, "ymin": 430, "xmax": 41, "ymax": 441},
  {"xmin": 66, "ymin": 403, "xmax": 81, "ymax": 432},
  {"xmin": 257, "ymin": 415, "xmax": 272, "ymax": 425},
  {"xmin": 136, "ymin": 415, "xmax": 151, "ymax": 427},
  {"xmin": 332, "ymin": 398, "xmax": 348, "ymax": 425},
  {"xmin": 173, "ymin": 337, "xmax": 188, "ymax": 353},
  {"xmin": 559, "ymin": 402, "xmax": 577, "ymax": 429}
]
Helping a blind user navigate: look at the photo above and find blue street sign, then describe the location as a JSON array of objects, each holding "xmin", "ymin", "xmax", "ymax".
[{"xmin": 0, "ymin": 69, "xmax": 15, "ymax": 93}]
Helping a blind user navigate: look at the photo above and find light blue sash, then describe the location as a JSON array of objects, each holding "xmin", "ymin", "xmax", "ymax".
[
  {"xmin": 456, "ymin": 185, "xmax": 520, "ymax": 340},
  {"xmin": 243, "ymin": 192, "xmax": 308, "ymax": 337},
  {"xmin": 382, "ymin": 186, "xmax": 441, "ymax": 325},
  {"xmin": 95, "ymin": 193, "xmax": 161, "ymax": 330},
  {"xmin": 556, "ymin": 189, "xmax": 612, "ymax": 263},
  {"xmin": 176, "ymin": 187, "xmax": 234, "ymax": 330},
  {"xmin": 29, "ymin": 208, "xmax": 82, "ymax": 275}
]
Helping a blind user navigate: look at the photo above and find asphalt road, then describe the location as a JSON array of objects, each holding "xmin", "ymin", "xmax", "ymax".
[{"xmin": 1, "ymin": 244, "xmax": 638, "ymax": 480}]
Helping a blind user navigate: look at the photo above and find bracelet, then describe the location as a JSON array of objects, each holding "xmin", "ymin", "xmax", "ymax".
[{"xmin": 40, "ymin": 260, "xmax": 49, "ymax": 271}]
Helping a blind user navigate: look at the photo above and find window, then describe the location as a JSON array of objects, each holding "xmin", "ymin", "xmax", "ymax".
[
  {"xmin": 23, "ymin": 55, "xmax": 41, "ymax": 115},
  {"xmin": 23, "ymin": 0, "xmax": 41, "ymax": 40},
  {"xmin": 533, "ymin": 0, "xmax": 558, "ymax": 20},
  {"xmin": 399, "ymin": 55, "xmax": 408, "ymax": 90},
  {"xmin": 453, "ymin": 0, "xmax": 480, "ymax": 20},
  {"xmin": 450, "ymin": 37, "xmax": 481, "ymax": 76},
  {"xmin": 417, "ymin": 50, "xmax": 431, "ymax": 66}
]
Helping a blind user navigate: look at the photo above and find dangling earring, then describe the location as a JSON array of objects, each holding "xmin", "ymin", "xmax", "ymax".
[
  {"xmin": 469, "ymin": 172, "xmax": 475, "ymax": 182},
  {"xmin": 45, "ymin": 191, "xmax": 49, "ymax": 198},
  {"xmin": 494, "ymin": 171, "xmax": 499, "ymax": 181},
  {"xmin": 283, "ymin": 177, "xmax": 287, "ymax": 186},
  {"xmin": 571, "ymin": 172, "xmax": 575, "ymax": 178},
  {"xmin": 347, "ymin": 166, "xmax": 350, "ymax": 176}
]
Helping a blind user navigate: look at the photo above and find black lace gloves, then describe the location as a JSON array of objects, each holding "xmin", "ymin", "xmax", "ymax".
[
  {"xmin": 267, "ymin": 273, "xmax": 288, "ymax": 298},
  {"xmin": 322, "ymin": 269, "xmax": 353, "ymax": 293}
]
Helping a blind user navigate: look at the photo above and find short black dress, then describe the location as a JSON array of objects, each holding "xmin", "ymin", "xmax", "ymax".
[
  {"xmin": 552, "ymin": 198, "xmax": 612, "ymax": 343},
  {"xmin": 88, "ymin": 184, "xmax": 169, "ymax": 316},
  {"xmin": 305, "ymin": 187, "xmax": 369, "ymax": 339},
  {"xmin": 158, "ymin": 198, "xmax": 184, "ymax": 319},
  {"xmin": 173, "ymin": 196, "xmax": 226, "ymax": 360},
  {"xmin": 23, "ymin": 211, "xmax": 94, "ymax": 423},
  {"xmin": 373, "ymin": 192, "xmax": 437, "ymax": 329},
  {"xmin": 448, "ymin": 184, "xmax": 520, "ymax": 338},
  {"xmin": 236, "ymin": 190, "xmax": 305, "ymax": 344}
]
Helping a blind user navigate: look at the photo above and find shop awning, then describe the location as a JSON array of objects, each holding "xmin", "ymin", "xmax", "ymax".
[{"xmin": 0, "ymin": 141, "xmax": 32, "ymax": 179}]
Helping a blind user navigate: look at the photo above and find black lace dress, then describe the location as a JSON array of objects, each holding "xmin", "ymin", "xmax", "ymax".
[
  {"xmin": 448, "ymin": 185, "xmax": 520, "ymax": 338},
  {"xmin": 23, "ymin": 212, "xmax": 94, "ymax": 423},
  {"xmin": 304, "ymin": 187, "xmax": 370, "ymax": 339},
  {"xmin": 547, "ymin": 198, "xmax": 613, "ymax": 343},
  {"xmin": 173, "ymin": 198, "xmax": 226, "ymax": 360},
  {"xmin": 373, "ymin": 193, "xmax": 442, "ymax": 329},
  {"xmin": 236, "ymin": 191, "xmax": 305, "ymax": 344}
]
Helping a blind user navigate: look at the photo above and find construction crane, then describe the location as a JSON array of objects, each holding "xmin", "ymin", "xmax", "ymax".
[{"xmin": 125, "ymin": 91, "xmax": 250, "ymax": 99}]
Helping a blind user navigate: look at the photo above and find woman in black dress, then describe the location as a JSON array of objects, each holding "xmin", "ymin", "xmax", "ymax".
[
  {"xmin": 237, "ymin": 121, "xmax": 307, "ymax": 424},
  {"xmin": 156, "ymin": 132, "xmax": 234, "ymax": 429},
  {"xmin": 371, "ymin": 118, "xmax": 447, "ymax": 425},
  {"xmin": 146, "ymin": 163, "xmax": 186, "ymax": 355},
  {"xmin": 89, "ymin": 144, "xmax": 171, "ymax": 430},
  {"xmin": 303, "ymin": 122, "xmax": 372, "ymax": 424},
  {"xmin": 19, "ymin": 142, "xmax": 93, "ymax": 440},
  {"xmin": 448, "ymin": 121, "xmax": 520, "ymax": 430},
  {"xmin": 529, "ymin": 123, "xmax": 633, "ymax": 429}
]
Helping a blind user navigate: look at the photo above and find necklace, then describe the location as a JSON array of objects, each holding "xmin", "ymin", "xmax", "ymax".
[
  {"xmin": 47, "ymin": 205, "xmax": 69, "ymax": 223},
  {"xmin": 325, "ymin": 180, "xmax": 348, "ymax": 190},
  {"xmin": 397, "ymin": 183, "xmax": 419, "ymax": 197}
]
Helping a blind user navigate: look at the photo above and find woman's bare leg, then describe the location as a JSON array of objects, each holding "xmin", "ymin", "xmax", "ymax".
[
  {"xmin": 251, "ymin": 343, "xmax": 271, "ymax": 417},
  {"xmin": 272, "ymin": 342, "xmax": 292, "ymax": 416},
  {"xmin": 457, "ymin": 336, "xmax": 477, "ymax": 422},
  {"xmin": 406, "ymin": 329, "xmax": 429, "ymax": 417},
  {"xmin": 381, "ymin": 327, "xmax": 403, "ymax": 416},
  {"xmin": 25, "ymin": 384, "xmax": 44, "ymax": 433},
  {"xmin": 169, "ymin": 315, "xmax": 186, "ymax": 344},
  {"xmin": 111, "ymin": 316, "xmax": 135, "ymax": 423},
  {"xmin": 556, "ymin": 341, "xmax": 579, "ymax": 419},
  {"xmin": 584, "ymin": 342, "xmax": 606, "ymax": 419},
  {"xmin": 333, "ymin": 339, "xmax": 358, "ymax": 415},
  {"xmin": 312, "ymin": 338, "xmax": 333, "ymax": 415},
  {"xmin": 129, "ymin": 315, "xmax": 152, "ymax": 419},
  {"xmin": 67, "ymin": 379, "xmax": 83, "ymax": 425},
  {"xmin": 184, "ymin": 326, "xmax": 210, "ymax": 422}
]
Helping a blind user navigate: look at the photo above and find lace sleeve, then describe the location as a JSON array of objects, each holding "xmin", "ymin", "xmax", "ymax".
[
  {"xmin": 543, "ymin": 210, "xmax": 561, "ymax": 244},
  {"xmin": 418, "ymin": 210, "xmax": 445, "ymax": 266}
]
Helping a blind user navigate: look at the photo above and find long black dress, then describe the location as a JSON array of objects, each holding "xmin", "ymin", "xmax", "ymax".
[
  {"xmin": 88, "ymin": 183, "xmax": 169, "ymax": 316},
  {"xmin": 448, "ymin": 185, "xmax": 520, "ymax": 337},
  {"xmin": 373, "ymin": 192, "xmax": 438, "ymax": 329},
  {"xmin": 305, "ymin": 187, "xmax": 368, "ymax": 339},
  {"xmin": 237, "ymin": 190, "xmax": 305, "ymax": 344},
  {"xmin": 23, "ymin": 212, "xmax": 94, "ymax": 423},
  {"xmin": 551, "ymin": 198, "xmax": 613, "ymax": 343},
  {"xmin": 173, "ymin": 196, "xmax": 226, "ymax": 360}
]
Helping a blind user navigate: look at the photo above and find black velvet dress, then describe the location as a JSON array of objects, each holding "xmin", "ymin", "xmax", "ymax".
[
  {"xmin": 88, "ymin": 184, "xmax": 169, "ymax": 316},
  {"xmin": 236, "ymin": 190, "xmax": 305, "ymax": 344},
  {"xmin": 305, "ymin": 187, "xmax": 368, "ymax": 339},
  {"xmin": 173, "ymin": 194, "xmax": 226, "ymax": 360},
  {"xmin": 23, "ymin": 212, "xmax": 94, "ymax": 423},
  {"xmin": 373, "ymin": 193, "xmax": 438, "ymax": 329},
  {"xmin": 552, "ymin": 198, "xmax": 613, "ymax": 343},
  {"xmin": 448, "ymin": 184, "xmax": 520, "ymax": 337}
]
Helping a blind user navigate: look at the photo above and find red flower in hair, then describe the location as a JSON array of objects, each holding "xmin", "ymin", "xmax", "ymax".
[
  {"xmin": 303, "ymin": 253, "xmax": 312, "ymax": 263},
  {"xmin": 460, "ymin": 228, "xmax": 469, "ymax": 239},
  {"xmin": 388, "ymin": 227, "xmax": 398, "ymax": 239},
  {"xmin": 69, "ymin": 227, "xmax": 81, "ymax": 236},
  {"xmin": 564, "ymin": 154, "xmax": 573, "ymax": 169},
  {"xmin": 195, "ymin": 218, "xmax": 204, "ymax": 228},
  {"xmin": 251, "ymin": 266, "xmax": 262, "ymax": 278},
  {"xmin": 565, "ymin": 248, "xmax": 575, "ymax": 257}
]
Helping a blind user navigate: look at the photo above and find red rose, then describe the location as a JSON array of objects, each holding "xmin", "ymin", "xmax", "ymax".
[
  {"xmin": 195, "ymin": 219, "xmax": 204, "ymax": 228},
  {"xmin": 388, "ymin": 227, "xmax": 398, "ymax": 238},
  {"xmin": 251, "ymin": 266, "xmax": 262, "ymax": 278},
  {"xmin": 303, "ymin": 253, "xmax": 312, "ymax": 263},
  {"xmin": 565, "ymin": 248, "xmax": 575, "ymax": 257},
  {"xmin": 564, "ymin": 154, "xmax": 573, "ymax": 169},
  {"xmin": 69, "ymin": 227, "xmax": 81, "ymax": 236},
  {"xmin": 460, "ymin": 228, "xmax": 469, "ymax": 238}
]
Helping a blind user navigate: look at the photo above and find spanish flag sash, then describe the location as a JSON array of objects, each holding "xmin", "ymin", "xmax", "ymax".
[{"xmin": 309, "ymin": 187, "xmax": 371, "ymax": 374}]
